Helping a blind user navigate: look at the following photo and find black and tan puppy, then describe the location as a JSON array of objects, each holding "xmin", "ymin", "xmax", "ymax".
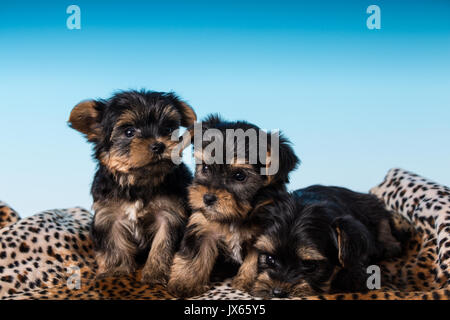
[
  {"xmin": 251, "ymin": 185, "xmax": 410, "ymax": 298},
  {"xmin": 167, "ymin": 115, "xmax": 299, "ymax": 297},
  {"xmin": 68, "ymin": 89, "xmax": 196, "ymax": 284}
]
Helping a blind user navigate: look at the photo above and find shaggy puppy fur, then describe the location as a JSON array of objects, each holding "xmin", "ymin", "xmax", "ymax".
[
  {"xmin": 251, "ymin": 185, "xmax": 410, "ymax": 298},
  {"xmin": 68, "ymin": 89, "xmax": 196, "ymax": 284},
  {"xmin": 167, "ymin": 115, "xmax": 299, "ymax": 297}
]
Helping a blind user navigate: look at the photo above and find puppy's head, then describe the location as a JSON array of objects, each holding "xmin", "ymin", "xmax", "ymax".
[
  {"xmin": 68, "ymin": 90, "xmax": 196, "ymax": 185},
  {"xmin": 251, "ymin": 197, "xmax": 372, "ymax": 298},
  {"xmin": 188, "ymin": 115, "xmax": 299, "ymax": 223}
]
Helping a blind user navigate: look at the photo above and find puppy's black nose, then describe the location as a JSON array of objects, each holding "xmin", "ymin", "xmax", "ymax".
[
  {"xmin": 203, "ymin": 194, "xmax": 217, "ymax": 206},
  {"xmin": 151, "ymin": 142, "xmax": 165, "ymax": 154},
  {"xmin": 272, "ymin": 288, "xmax": 288, "ymax": 298}
]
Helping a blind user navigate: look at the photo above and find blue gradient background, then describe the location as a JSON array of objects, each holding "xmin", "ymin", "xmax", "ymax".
[{"xmin": 1, "ymin": 1, "xmax": 449, "ymax": 217}]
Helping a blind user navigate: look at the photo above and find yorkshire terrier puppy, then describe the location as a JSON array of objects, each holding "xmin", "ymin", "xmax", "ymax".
[
  {"xmin": 68, "ymin": 89, "xmax": 196, "ymax": 284},
  {"xmin": 251, "ymin": 185, "xmax": 410, "ymax": 298},
  {"xmin": 167, "ymin": 115, "xmax": 300, "ymax": 297}
]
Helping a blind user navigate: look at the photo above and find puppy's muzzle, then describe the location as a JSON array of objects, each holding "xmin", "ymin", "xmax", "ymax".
[
  {"xmin": 203, "ymin": 193, "xmax": 217, "ymax": 206},
  {"xmin": 272, "ymin": 287, "xmax": 289, "ymax": 298}
]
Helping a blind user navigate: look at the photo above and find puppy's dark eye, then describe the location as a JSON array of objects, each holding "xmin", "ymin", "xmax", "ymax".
[
  {"xmin": 301, "ymin": 260, "xmax": 318, "ymax": 273},
  {"xmin": 266, "ymin": 255, "xmax": 276, "ymax": 268},
  {"xmin": 260, "ymin": 254, "xmax": 276, "ymax": 268},
  {"xmin": 125, "ymin": 128, "xmax": 136, "ymax": 138},
  {"xmin": 233, "ymin": 170, "xmax": 247, "ymax": 182},
  {"xmin": 202, "ymin": 165, "xmax": 210, "ymax": 174}
]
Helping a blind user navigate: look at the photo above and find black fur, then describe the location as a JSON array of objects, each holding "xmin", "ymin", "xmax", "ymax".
[
  {"xmin": 190, "ymin": 114, "xmax": 300, "ymax": 224},
  {"xmin": 167, "ymin": 115, "xmax": 300, "ymax": 297},
  {"xmin": 69, "ymin": 89, "xmax": 196, "ymax": 282},
  {"xmin": 200, "ymin": 114, "xmax": 299, "ymax": 185},
  {"xmin": 252, "ymin": 185, "xmax": 410, "ymax": 298}
]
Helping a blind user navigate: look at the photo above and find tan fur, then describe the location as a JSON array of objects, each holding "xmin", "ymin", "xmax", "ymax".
[
  {"xmin": 168, "ymin": 142, "xmax": 273, "ymax": 297},
  {"xmin": 189, "ymin": 184, "xmax": 252, "ymax": 222},
  {"xmin": 251, "ymin": 271, "xmax": 281, "ymax": 297},
  {"xmin": 97, "ymin": 107, "xmax": 183, "ymax": 180},
  {"xmin": 147, "ymin": 196, "xmax": 188, "ymax": 222},
  {"xmin": 177, "ymin": 101, "xmax": 197, "ymax": 127},
  {"xmin": 101, "ymin": 135, "xmax": 179, "ymax": 175},
  {"xmin": 98, "ymin": 145, "xmax": 176, "ymax": 187},
  {"xmin": 129, "ymin": 138, "xmax": 156, "ymax": 167},
  {"xmin": 168, "ymin": 210, "xmax": 259, "ymax": 297},
  {"xmin": 95, "ymin": 251, "xmax": 134, "ymax": 278},
  {"xmin": 189, "ymin": 184, "xmax": 250, "ymax": 221},
  {"xmin": 92, "ymin": 202, "xmax": 139, "ymax": 276},
  {"xmin": 167, "ymin": 213, "xmax": 219, "ymax": 297},
  {"xmin": 265, "ymin": 151, "xmax": 274, "ymax": 184},
  {"xmin": 290, "ymin": 280, "xmax": 318, "ymax": 297},
  {"xmin": 298, "ymin": 246, "xmax": 326, "ymax": 261},
  {"xmin": 162, "ymin": 104, "xmax": 182, "ymax": 122},
  {"xmin": 214, "ymin": 189, "xmax": 244, "ymax": 219},
  {"xmin": 230, "ymin": 162, "xmax": 254, "ymax": 169},
  {"xmin": 99, "ymin": 151, "xmax": 132, "ymax": 174},
  {"xmin": 232, "ymin": 249, "xmax": 259, "ymax": 292},
  {"xmin": 252, "ymin": 269, "xmax": 328, "ymax": 298},
  {"xmin": 93, "ymin": 196, "xmax": 185, "ymax": 281},
  {"xmin": 255, "ymin": 235, "xmax": 275, "ymax": 254},
  {"xmin": 68, "ymin": 100, "xmax": 101, "ymax": 140},
  {"xmin": 168, "ymin": 253, "xmax": 215, "ymax": 297},
  {"xmin": 188, "ymin": 184, "xmax": 209, "ymax": 209},
  {"xmin": 250, "ymin": 240, "xmax": 336, "ymax": 297},
  {"xmin": 141, "ymin": 220, "xmax": 171, "ymax": 284},
  {"xmin": 336, "ymin": 227, "xmax": 345, "ymax": 267},
  {"xmin": 115, "ymin": 110, "xmax": 137, "ymax": 128}
]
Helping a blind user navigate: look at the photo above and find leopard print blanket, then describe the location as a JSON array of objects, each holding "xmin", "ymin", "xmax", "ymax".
[{"xmin": 1, "ymin": 168, "xmax": 449, "ymax": 300}]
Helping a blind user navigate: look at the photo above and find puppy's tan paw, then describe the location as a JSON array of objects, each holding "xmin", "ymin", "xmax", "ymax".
[
  {"xmin": 95, "ymin": 264, "xmax": 133, "ymax": 280},
  {"xmin": 231, "ymin": 275, "xmax": 254, "ymax": 293},
  {"xmin": 141, "ymin": 266, "xmax": 169, "ymax": 286},
  {"xmin": 167, "ymin": 278, "xmax": 209, "ymax": 298}
]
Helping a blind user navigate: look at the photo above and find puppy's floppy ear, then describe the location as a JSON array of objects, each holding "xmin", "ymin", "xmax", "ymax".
[
  {"xmin": 265, "ymin": 133, "xmax": 300, "ymax": 184},
  {"xmin": 68, "ymin": 100, "xmax": 104, "ymax": 141},
  {"xmin": 167, "ymin": 93, "xmax": 197, "ymax": 127},
  {"xmin": 331, "ymin": 215, "xmax": 371, "ymax": 268}
]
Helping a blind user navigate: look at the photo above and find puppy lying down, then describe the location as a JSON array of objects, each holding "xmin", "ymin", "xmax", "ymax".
[{"xmin": 251, "ymin": 185, "xmax": 410, "ymax": 298}]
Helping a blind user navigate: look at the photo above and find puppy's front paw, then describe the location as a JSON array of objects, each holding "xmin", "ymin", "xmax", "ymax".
[
  {"xmin": 231, "ymin": 275, "xmax": 254, "ymax": 293},
  {"xmin": 96, "ymin": 268, "xmax": 130, "ymax": 280},
  {"xmin": 141, "ymin": 266, "xmax": 169, "ymax": 286},
  {"xmin": 95, "ymin": 272, "xmax": 110, "ymax": 280},
  {"xmin": 167, "ymin": 278, "xmax": 210, "ymax": 298}
]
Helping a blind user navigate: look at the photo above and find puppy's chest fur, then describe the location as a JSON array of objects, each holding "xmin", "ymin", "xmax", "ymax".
[
  {"xmin": 123, "ymin": 200, "xmax": 144, "ymax": 222},
  {"xmin": 215, "ymin": 223, "xmax": 255, "ymax": 264},
  {"xmin": 92, "ymin": 194, "xmax": 186, "ymax": 251},
  {"xmin": 91, "ymin": 164, "xmax": 190, "ymax": 238}
]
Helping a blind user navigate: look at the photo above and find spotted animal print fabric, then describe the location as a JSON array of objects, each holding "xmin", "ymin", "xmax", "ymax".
[{"xmin": 1, "ymin": 168, "xmax": 449, "ymax": 300}]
